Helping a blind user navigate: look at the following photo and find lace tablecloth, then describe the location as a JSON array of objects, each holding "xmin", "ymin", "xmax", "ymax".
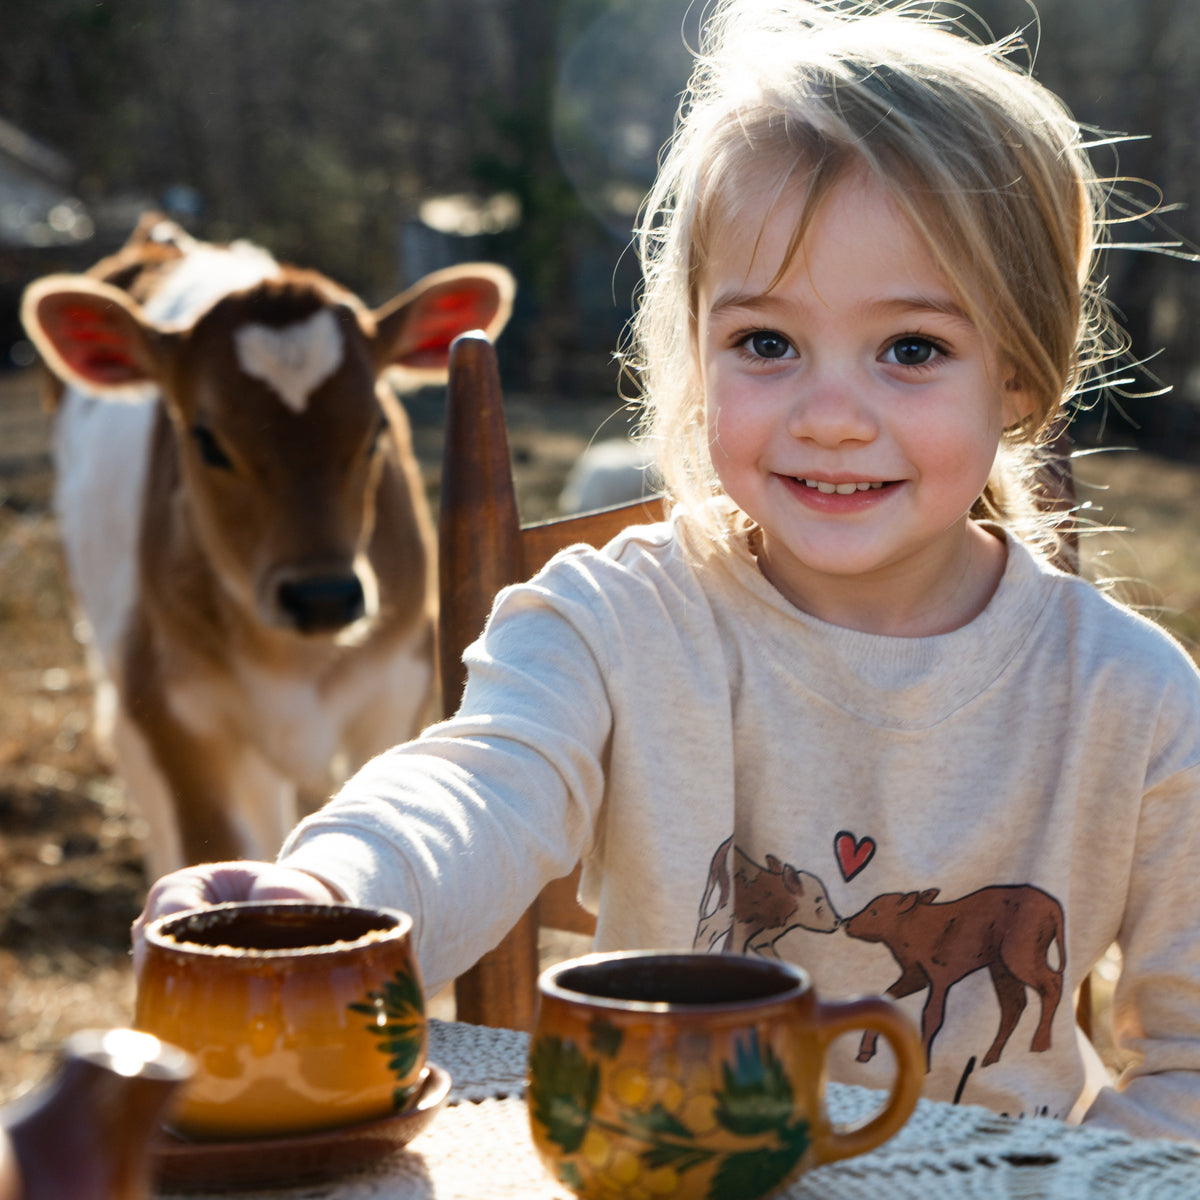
[{"xmin": 158, "ymin": 1019, "xmax": 1200, "ymax": 1199}]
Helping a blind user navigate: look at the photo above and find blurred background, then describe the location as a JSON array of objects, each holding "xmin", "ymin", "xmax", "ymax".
[
  {"xmin": 0, "ymin": 0, "xmax": 1197, "ymax": 1098},
  {"xmin": 0, "ymin": 0, "xmax": 1196, "ymax": 435}
]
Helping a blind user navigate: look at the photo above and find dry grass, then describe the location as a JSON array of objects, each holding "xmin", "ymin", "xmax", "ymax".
[{"xmin": 1075, "ymin": 448, "xmax": 1200, "ymax": 656}]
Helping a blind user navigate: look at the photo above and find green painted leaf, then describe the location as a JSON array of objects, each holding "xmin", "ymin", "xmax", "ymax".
[
  {"xmin": 624, "ymin": 1102, "xmax": 694, "ymax": 1140},
  {"xmin": 351, "ymin": 967, "xmax": 425, "ymax": 1026},
  {"xmin": 528, "ymin": 1036, "xmax": 599, "ymax": 1155},
  {"xmin": 350, "ymin": 968, "xmax": 426, "ymax": 1097},
  {"xmin": 639, "ymin": 1141, "xmax": 716, "ymax": 1173},
  {"xmin": 380, "ymin": 1027, "xmax": 423, "ymax": 1051},
  {"xmin": 707, "ymin": 1124, "xmax": 810, "ymax": 1200},
  {"xmin": 589, "ymin": 1017, "xmax": 624, "ymax": 1059},
  {"xmin": 714, "ymin": 1032, "xmax": 794, "ymax": 1137},
  {"xmin": 383, "ymin": 972, "xmax": 425, "ymax": 1014},
  {"xmin": 388, "ymin": 1048, "xmax": 424, "ymax": 1078},
  {"xmin": 558, "ymin": 1161, "xmax": 585, "ymax": 1191}
]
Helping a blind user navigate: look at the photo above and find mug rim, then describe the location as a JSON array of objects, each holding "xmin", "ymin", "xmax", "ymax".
[
  {"xmin": 538, "ymin": 949, "xmax": 811, "ymax": 1013},
  {"xmin": 144, "ymin": 900, "xmax": 413, "ymax": 959}
]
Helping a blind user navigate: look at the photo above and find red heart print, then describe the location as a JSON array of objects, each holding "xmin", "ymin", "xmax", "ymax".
[{"xmin": 835, "ymin": 831, "xmax": 876, "ymax": 882}]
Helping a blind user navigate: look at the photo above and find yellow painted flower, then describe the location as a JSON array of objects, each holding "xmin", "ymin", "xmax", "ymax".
[
  {"xmin": 657, "ymin": 1078, "xmax": 685, "ymax": 1112},
  {"xmin": 581, "ymin": 1127, "xmax": 611, "ymax": 1169},
  {"xmin": 611, "ymin": 1065, "xmax": 650, "ymax": 1107},
  {"xmin": 609, "ymin": 1149, "xmax": 640, "ymax": 1184}
]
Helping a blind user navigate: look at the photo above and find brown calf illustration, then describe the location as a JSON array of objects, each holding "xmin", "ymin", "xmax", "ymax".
[
  {"xmin": 694, "ymin": 835, "xmax": 841, "ymax": 957},
  {"xmin": 843, "ymin": 885, "xmax": 1064, "ymax": 1070}
]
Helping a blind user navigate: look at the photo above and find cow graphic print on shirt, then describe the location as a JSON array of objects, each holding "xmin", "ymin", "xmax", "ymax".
[
  {"xmin": 693, "ymin": 835, "xmax": 841, "ymax": 958},
  {"xmin": 693, "ymin": 835, "xmax": 1066, "ymax": 1074},
  {"xmin": 844, "ymin": 885, "xmax": 1065, "ymax": 1071}
]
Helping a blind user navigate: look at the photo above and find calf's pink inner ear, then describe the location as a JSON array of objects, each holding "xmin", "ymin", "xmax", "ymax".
[
  {"xmin": 37, "ymin": 291, "xmax": 153, "ymax": 386},
  {"xmin": 383, "ymin": 279, "xmax": 504, "ymax": 370}
]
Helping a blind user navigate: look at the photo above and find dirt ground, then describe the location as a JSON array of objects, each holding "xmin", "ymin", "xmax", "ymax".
[{"xmin": 1, "ymin": 363, "xmax": 1196, "ymax": 1107}]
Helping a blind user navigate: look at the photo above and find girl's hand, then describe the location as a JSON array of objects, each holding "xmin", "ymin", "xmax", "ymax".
[{"xmin": 130, "ymin": 862, "xmax": 341, "ymax": 974}]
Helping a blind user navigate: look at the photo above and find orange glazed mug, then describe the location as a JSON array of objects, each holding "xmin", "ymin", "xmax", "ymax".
[
  {"xmin": 528, "ymin": 952, "xmax": 922, "ymax": 1200},
  {"xmin": 135, "ymin": 902, "xmax": 426, "ymax": 1140}
]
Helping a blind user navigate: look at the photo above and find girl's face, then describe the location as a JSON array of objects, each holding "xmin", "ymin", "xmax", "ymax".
[{"xmin": 697, "ymin": 169, "xmax": 1033, "ymax": 635}]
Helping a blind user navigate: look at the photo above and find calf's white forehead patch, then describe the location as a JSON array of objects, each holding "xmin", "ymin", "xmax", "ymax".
[{"xmin": 234, "ymin": 308, "xmax": 344, "ymax": 413}]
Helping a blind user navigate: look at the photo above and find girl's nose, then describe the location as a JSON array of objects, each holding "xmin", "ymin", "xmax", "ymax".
[{"xmin": 786, "ymin": 377, "xmax": 878, "ymax": 446}]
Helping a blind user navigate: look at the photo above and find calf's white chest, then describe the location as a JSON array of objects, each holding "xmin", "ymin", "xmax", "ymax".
[{"xmin": 166, "ymin": 663, "xmax": 344, "ymax": 786}]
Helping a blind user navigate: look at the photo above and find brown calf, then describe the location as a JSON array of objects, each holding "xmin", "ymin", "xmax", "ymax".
[
  {"xmin": 21, "ymin": 215, "xmax": 514, "ymax": 879},
  {"xmin": 844, "ymin": 885, "xmax": 1064, "ymax": 1070}
]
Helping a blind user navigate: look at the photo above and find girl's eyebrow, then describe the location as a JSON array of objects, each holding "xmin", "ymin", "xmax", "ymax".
[
  {"xmin": 868, "ymin": 295, "xmax": 973, "ymax": 324},
  {"xmin": 707, "ymin": 288, "xmax": 973, "ymax": 325},
  {"xmin": 706, "ymin": 288, "xmax": 777, "ymax": 316}
]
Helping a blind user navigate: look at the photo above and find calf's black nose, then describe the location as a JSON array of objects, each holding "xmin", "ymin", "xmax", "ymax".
[{"xmin": 278, "ymin": 575, "xmax": 365, "ymax": 633}]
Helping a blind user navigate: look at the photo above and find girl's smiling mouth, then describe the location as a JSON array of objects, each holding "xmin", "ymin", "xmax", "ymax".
[
  {"xmin": 776, "ymin": 473, "xmax": 902, "ymax": 509},
  {"xmin": 800, "ymin": 478, "xmax": 887, "ymax": 494}
]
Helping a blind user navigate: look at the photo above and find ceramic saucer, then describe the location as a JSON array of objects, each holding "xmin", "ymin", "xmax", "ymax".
[{"xmin": 152, "ymin": 1060, "xmax": 451, "ymax": 1192}]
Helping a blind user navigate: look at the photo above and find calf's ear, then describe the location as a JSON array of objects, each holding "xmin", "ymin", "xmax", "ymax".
[
  {"xmin": 370, "ymin": 263, "xmax": 515, "ymax": 382},
  {"xmin": 20, "ymin": 276, "xmax": 167, "ymax": 394}
]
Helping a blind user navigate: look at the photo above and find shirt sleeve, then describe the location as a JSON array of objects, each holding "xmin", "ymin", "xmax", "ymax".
[
  {"xmin": 278, "ymin": 566, "xmax": 616, "ymax": 994},
  {"xmin": 1083, "ymin": 724, "xmax": 1200, "ymax": 1140}
]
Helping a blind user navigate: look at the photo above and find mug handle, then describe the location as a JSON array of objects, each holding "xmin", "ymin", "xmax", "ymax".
[{"xmin": 810, "ymin": 996, "xmax": 924, "ymax": 1164}]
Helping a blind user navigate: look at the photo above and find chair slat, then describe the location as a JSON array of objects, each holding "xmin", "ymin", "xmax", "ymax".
[
  {"xmin": 521, "ymin": 497, "xmax": 668, "ymax": 577},
  {"xmin": 440, "ymin": 334, "xmax": 664, "ymax": 1029}
]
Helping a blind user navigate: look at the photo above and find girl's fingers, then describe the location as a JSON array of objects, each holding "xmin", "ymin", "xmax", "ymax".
[{"xmin": 130, "ymin": 863, "xmax": 338, "ymax": 974}]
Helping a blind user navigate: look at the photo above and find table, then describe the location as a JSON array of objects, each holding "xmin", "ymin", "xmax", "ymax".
[{"xmin": 157, "ymin": 1019, "xmax": 1200, "ymax": 1199}]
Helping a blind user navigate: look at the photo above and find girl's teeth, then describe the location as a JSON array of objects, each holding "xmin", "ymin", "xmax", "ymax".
[{"xmin": 803, "ymin": 479, "xmax": 883, "ymax": 494}]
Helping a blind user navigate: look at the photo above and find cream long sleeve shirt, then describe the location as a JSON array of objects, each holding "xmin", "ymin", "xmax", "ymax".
[{"xmin": 280, "ymin": 513, "xmax": 1200, "ymax": 1142}]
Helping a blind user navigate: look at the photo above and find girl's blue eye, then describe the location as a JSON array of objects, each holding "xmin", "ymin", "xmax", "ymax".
[
  {"xmin": 888, "ymin": 337, "xmax": 938, "ymax": 367},
  {"xmin": 747, "ymin": 331, "xmax": 792, "ymax": 359}
]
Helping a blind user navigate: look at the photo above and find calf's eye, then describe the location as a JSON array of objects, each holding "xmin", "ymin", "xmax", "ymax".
[{"xmin": 191, "ymin": 424, "xmax": 233, "ymax": 470}]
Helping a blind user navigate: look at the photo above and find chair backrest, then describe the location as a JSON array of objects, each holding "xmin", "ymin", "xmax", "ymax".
[
  {"xmin": 438, "ymin": 331, "xmax": 664, "ymax": 1029},
  {"xmin": 438, "ymin": 330, "xmax": 1093, "ymax": 1036}
]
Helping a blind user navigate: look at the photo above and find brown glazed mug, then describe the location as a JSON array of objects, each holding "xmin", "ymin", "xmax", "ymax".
[
  {"xmin": 135, "ymin": 901, "xmax": 426, "ymax": 1140},
  {"xmin": 528, "ymin": 951, "xmax": 922, "ymax": 1200}
]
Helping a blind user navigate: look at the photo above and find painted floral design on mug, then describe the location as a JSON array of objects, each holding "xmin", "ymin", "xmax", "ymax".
[
  {"xmin": 349, "ymin": 965, "xmax": 427, "ymax": 1111},
  {"xmin": 529, "ymin": 1018, "xmax": 810, "ymax": 1200}
]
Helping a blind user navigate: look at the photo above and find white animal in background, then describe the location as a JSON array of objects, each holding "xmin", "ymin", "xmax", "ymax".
[
  {"xmin": 21, "ymin": 214, "xmax": 514, "ymax": 879},
  {"xmin": 557, "ymin": 436, "xmax": 659, "ymax": 515}
]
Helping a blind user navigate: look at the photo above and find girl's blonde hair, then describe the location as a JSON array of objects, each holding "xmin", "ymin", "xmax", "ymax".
[{"xmin": 628, "ymin": 0, "xmax": 1117, "ymax": 560}]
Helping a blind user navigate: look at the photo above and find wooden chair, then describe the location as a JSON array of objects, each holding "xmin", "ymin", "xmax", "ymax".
[
  {"xmin": 438, "ymin": 330, "xmax": 664, "ymax": 1029},
  {"xmin": 438, "ymin": 330, "xmax": 1095, "ymax": 1037}
]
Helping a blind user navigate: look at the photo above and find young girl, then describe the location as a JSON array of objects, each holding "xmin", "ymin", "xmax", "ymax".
[{"xmin": 134, "ymin": 0, "xmax": 1200, "ymax": 1139}]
